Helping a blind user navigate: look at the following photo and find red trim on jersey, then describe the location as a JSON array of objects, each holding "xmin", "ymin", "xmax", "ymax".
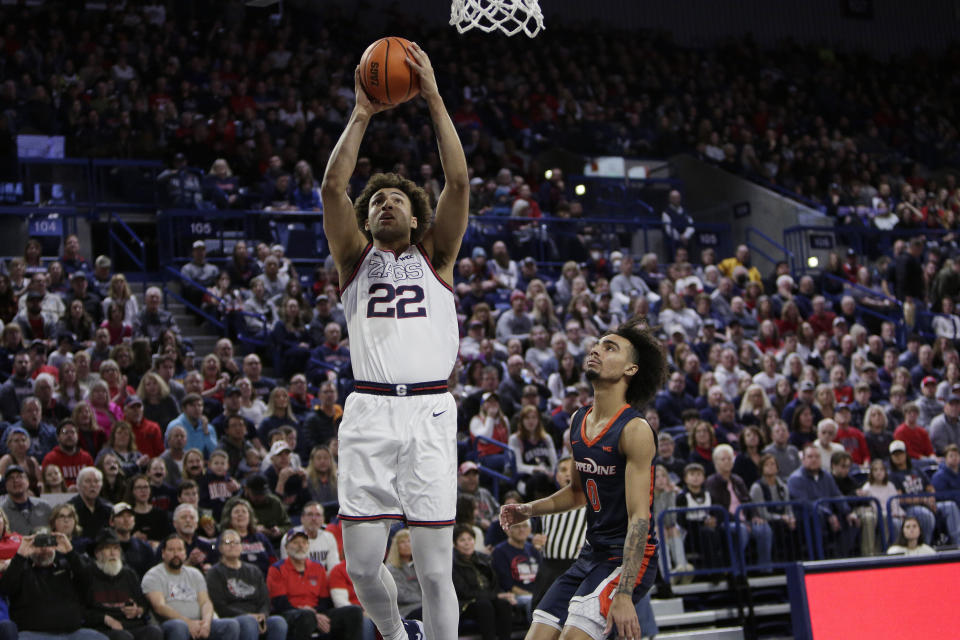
[
  {"xmin": 338, "ymin": 513, "xmax": 404, "ymax": 522},
  {"xmin": 406, "ymin": 519, "xmax": 456, "ymax": 527},
  {"xmin": 338, "ymin": 243, "xmax": 373, "ymax": 296},
  {"xmin": 580, "ymin": 404, "xmax": 631, "ymax": 447},
  {"xmin": 416, "ymin": 243, "xmax": 454, "ymax": 294}
]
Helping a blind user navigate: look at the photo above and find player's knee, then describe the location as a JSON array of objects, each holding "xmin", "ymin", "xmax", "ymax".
[
  {"xmin": 345, "ymin": 557, "xmax": 383, "ymax": 584},
  {"xmin": 416, "ymin": 563, "xmax": 452, "ymax": 595}
]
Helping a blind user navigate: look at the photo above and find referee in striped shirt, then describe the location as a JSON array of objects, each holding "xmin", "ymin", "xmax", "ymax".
[{"xmin": 531, "ymin": 456, "xmax": 587, "ymax": 607}]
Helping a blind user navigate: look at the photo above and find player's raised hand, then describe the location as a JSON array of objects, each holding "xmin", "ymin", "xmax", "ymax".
[
  {"xmin": 604, "ymin": 593, "xmax": 642, "ymax": 640},
  {"xmin": 353, "ymin": 66, "xmax": 394, "ymax": 117},
  {"xmin": 405, "ymin": 43, "xmax": 438, "ymax": 101},
  {"xmin": 499, "ymin": 503, "xmax": 532, "ymax": 531}
]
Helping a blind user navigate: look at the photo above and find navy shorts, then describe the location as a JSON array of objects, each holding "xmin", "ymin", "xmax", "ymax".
[{"xmin": 533, "ymin": 545, "xmax": 659, "ymax": 639}]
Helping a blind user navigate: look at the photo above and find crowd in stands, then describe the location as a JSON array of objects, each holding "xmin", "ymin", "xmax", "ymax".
[
  {"xmin": 0, "ymin": 201, "xmax": 957, "ymax": 637},
  {"xmin": 1, "ymin": 2, "xmax": 960, "ymax": 230}
]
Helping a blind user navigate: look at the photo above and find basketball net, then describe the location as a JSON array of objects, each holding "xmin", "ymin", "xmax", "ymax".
[{"xmin": 449, "ymin": 0, "xmax": 544, "ymax": 37}]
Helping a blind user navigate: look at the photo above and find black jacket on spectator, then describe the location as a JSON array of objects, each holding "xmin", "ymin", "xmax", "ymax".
[
  {"xmin": 122, "ymin": 535, "xmax": 157, "ymax": 579},
  {"xmin": 452, "ymin": 550, "xmax": 499, "ymax": 606},
  {"xmin": 69, "ymin": 494, "xmax": 114, "ymax": 540},
  {"xmin": 206, "ymin": 560, "xmax": 271, "ymax": 617},
  {"xmin": 705, "ymin": 472, "xmax": 755, "ymax": 518},
  {"xmin": 82, "ymin": 560, "xmax": 157, "ymax": 633},
  {"xmin": 0, "ymin": 551, "xmax": 88, "ymax": 633},
  {"xmin": 655, "ymin": 389, "xmax": 696, "ymax": 428},
  {"xmin": 895, "ymin": 251, "xmax": 924, "ymax": 300}
]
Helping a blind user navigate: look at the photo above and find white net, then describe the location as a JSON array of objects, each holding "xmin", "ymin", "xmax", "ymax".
[{"xmin": 449, "ymin": 0, "xmax": 544, "ymax": 38}]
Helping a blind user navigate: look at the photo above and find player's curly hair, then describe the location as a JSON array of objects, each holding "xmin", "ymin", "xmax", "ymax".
[
  {"xmin": 609, "ymin": 315, "xmax": 668, "ymax": 408},
  {"xmin": 353, "ymin": 172, "xmax": 433, "ymax": 244}
]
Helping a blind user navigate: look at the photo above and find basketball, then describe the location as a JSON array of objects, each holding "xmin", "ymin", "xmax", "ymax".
[{"xmin": 359, "ymin": 36, "xmax": 420, "ymax": 106}]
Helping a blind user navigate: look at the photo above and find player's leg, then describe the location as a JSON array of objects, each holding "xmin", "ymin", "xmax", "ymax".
[
  {"xmin": 558, "ymin": 627, "xmax": 593, "ymax": 640},
  {"xmin": 343, "ymin": 520, "xmax": 404, "ymax": 640},
  {"xmin": 409, "ymin": 526, "xmax": 459, "ymax": 640},
  {"xmin": 400, "ymin": 395, "xmax": 459, "ymax": 639},
  {"xmin": 525, "ymin": 622, "xmax": 562, "ymax": 640}
]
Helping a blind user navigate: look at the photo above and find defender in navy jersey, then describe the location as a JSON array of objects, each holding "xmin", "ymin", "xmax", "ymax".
[
  {"xmin": 320, "ymin": 43, "xmax": 468, "ymax": 640},
  {"xmin": 501, "ymin": 318, "xmax": 667, "ymax": 640}
]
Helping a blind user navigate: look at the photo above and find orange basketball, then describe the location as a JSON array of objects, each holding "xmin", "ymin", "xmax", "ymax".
[{"xmin": 359, "ymin": 36, "xmax": 420, "ymax": 106}]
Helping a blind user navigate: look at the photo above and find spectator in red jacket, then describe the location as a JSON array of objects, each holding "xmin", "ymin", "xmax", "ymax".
[
  {"xmin": 41, "ymin": 419, "xmax": 94, "ymax": 488},
  {"xmin": 893, "ymin": 402, "xmax": 936, "ymax": 461},
  {"xmin": 123, "ymin": 395, "xmax": 164, "ymax": 459},
  {"xmin": 834, "ymin": 404, "xmax": 870, "ymax": 465},
  {"xmin": 266, "ymin": 531, "xmax": 362, "ymax": 640}
]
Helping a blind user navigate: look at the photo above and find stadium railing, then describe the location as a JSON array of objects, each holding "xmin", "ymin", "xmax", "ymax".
[
  {"xmin": 809, "ymin": 496, "xmax": 886, "ymax": 559},
  {"xmin": 732, "ymin": 500, "xmax": 815, "ymax": 572},
  {"xmin": 783, "ymin": 224, "xmax": 955, "ymax": 276},
  {"xmin": 161, "ymin": 266, "xmax": 269, "ymax": 352},
  {"xmin": 107, "ymin": 211, "xmax": 147, "ymax": 292},
  {"xmin": 466, "ymin": 434, "xmax": 516, "ymax": 502},
  {"xmin": 887, "ymin": 490, "xmax": 960, "ymax": 548},
  {"xmin": 157, "ymin": 207, "xmax": 734, "ymax": 276},
  {"xmin": 656, "ymin": 505, "xmax": 736, "ymax": 583},
  {"xmin": 17, "ymin": 158, "xmax": 164, "ymax": 208},
  {"xmin": 745, "ymin": 226, "xmax": 794, "ymax": 274}
]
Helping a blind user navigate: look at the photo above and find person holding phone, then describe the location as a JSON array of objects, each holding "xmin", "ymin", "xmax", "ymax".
[{"xmin": 0, "ymin": 530, "xmax": 109, "ymax": 639}]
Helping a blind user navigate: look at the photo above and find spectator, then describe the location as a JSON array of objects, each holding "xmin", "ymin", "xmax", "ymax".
[
  {"xmin": 857, "ymin": 404, "xmax": 890, "ymax": 460},
  {"xmin": 887, "ymin": 440, "xmax": 960, "ymax": 545},
  {"xmin": 122, "ymin": 395, "xmax": 164, "ymax": 459},
  {"xmin": 495, "ymin": 291, "xmax": 532, "ymax": 344},
  {"xmin": 812, "ymin": 419, "xmax": 847, "ymax": 471},
  {"xmin": 508, "ymin": 405, "xmax": 557, "ymax": 489},
  {"xmin": 219, "ymin": 497, "xmax": 278, "ymax": 577},
  {"xmin": 0, "ymin": 426, "xmax": 42, "ymax": 495},
  {"xmin": 469, "ymin": 392, "xmax": 511, "ymax": 474},
  {"xmin": 1, "ymin": 464, "xmax": 52, "ymax": 534},
  {"xmin": 833, "ymin": 404, "xmax": 870, "ymax": 465},
  {"xmin": 788, "ymin": 444, "xmax": 861, "ymax": 557},
  {"xmin": 916, "ymin": 376, "xmax": 944, "ymax": 429},
  {"xmin": 137, "ymin": 371, "xmax": 181, "ymax": 432},
  {"xmin": 0, "ymin": 530, "xmax": 107, "ymax": 640},
  {"xmin": 263, "ymin": 440, "xmax": 309, "ymax": 515},
  {"xmin": 893, "ymin": 403, "xmax": 936, "ymax": 461},
  {"xmin": 266, "ymin": 530, "xmax": 362, "ymax": 640},
  {"xmin": 655, "ymin": 371, "xmax": 697, "ymax": 429},
  {"xmin": 279, "ymin": 502, "xmax": 339, "ymax": 571},
  {"xmin": 385, "ymin": 528, "xmax": 423, "ymax": 619},
  {"xmin": 132, "ymin": 288, "xmax": 181, "ymax": 348},
  {"xmin": 170, "ymin": 503, "xmax": 218, "ymax": 571},
  {"xmin": 42, "ymin": 419, "xmax": 94, "ymax": 488},
  {"xmin": 491, "ymin": 518, "xmax": 540, "ymax": 620},
  {"xmin": 830, "ymin": 451, "xmax": 879, "ymax": 556},
  {"xmin": 69, "ymin": 466, "xmax": 114, "ymax": 540},
  {"xmin": 931, "ymin": 444, "xmax": 960, "ymax": 498},
  {"xmin": 706, "ymin": 444, "xmax": 773, "ymax": 571},
  {"xmin": 457, "ymin": 461, "xmax": 500, "ymax": 531},
  {"xmin": 180, "ymin": 242, "xmax": 221, "ymax": 310},
  {"xmin": 0, "ymin": 351, "xmax": 35, "ymax": 423},
  {"xmin": 82, "ymin": 529, "xmax": 163, "ymax": 640},
  {"xmin": 166, "ymin": 393, "xmax": 218, "ymax": 458},
  {"xmin": 141, "ymin": 535, "xmax": 241, "ymax": 640},
  {"xmin": 452, "ymin": 524, "xmax": 514, "ymax": 640},
  {"xmin": 886, "ymin": 516, "xmax": 936, "ymax": 556},
  {"xmin": 127, "ymin": 474, "xmax": 172, "ymax": 544},
  {"xmin": 206, "ymin": 529, "xmax": 288, "ymax": 640},
  {"xmin": 662, "ymin": 190, "xmax": 696, "ymax": 252},
  {"xmin": 109, "ymin": 502, "xmax": 155, "ymax": 579},
  {"xmin": 929, "ymin": 392, "xmax": 960, "ymax": 455},
  {"xmin": 652, "ymin": 464, "xmax": 692, "ymax": 580},
  {"xmin": 749, "ymin": 454, "xmax": 799, "ymax": 560},
  {"xmin": 305, "ymin": 445, "xmax": 338, "ymax": 506}
]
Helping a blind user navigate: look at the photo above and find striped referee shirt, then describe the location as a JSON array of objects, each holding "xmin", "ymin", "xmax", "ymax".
[{"xmin": 540, "ymin": 507, "xmax": 587, "ymax": 560}]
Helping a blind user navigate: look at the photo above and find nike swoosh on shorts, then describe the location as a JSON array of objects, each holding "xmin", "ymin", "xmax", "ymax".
[{"xmin": 432, "ymin": 410, "xmax": 447, "ymax": 417}]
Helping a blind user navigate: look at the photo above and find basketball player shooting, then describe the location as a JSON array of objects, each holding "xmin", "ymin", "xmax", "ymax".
[
  {"xmin": 320, "ymin": 43, "xmax": 468, "ymax": 640},
  {"xmin": 500, "ymin": 319, "xmax": 667, "ymax": 640}
]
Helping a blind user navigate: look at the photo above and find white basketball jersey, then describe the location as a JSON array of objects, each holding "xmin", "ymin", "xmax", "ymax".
[{"xmin": 341, "ymin": 243, "xmax": 459, "ymax": 384}]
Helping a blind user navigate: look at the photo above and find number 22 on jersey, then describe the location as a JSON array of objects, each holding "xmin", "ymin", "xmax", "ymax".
[{"xmin": 366, "ymin": 283, "xmax": 427, "ymax": 318}]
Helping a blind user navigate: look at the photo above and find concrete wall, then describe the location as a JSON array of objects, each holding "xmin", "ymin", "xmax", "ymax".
[{"xmin": 669, "ymin": 155, "xmax": 827, "ymax": 274}]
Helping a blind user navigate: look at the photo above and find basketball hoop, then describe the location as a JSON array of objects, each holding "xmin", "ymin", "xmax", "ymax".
[{"xmin": 450, "ymin": 0, "xmax": 544, "ymax": 38}]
